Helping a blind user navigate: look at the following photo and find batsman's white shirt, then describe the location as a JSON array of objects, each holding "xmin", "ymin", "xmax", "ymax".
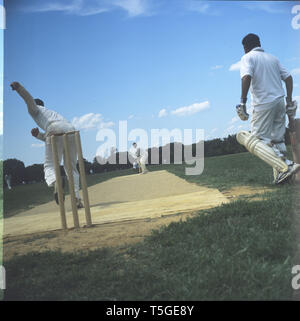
[{"xmin": 240, "ymin": 47, "xmax": 290, "ymax": 107}]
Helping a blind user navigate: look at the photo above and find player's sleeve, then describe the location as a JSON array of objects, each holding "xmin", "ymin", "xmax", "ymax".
[
  {"xmin": 277, "ymin": 60, "xmax": 291, "ymax": 81},
  {"xmin": 240, "ymin": 54, "xmax": 253, "ymax": 79},
  {"xmin": 36, "ymin": 132, "xmax": 46, "ymax": 142},
  {"xmin": 16, "ymin": 85, "xmax": 39, "ymax": 117}
]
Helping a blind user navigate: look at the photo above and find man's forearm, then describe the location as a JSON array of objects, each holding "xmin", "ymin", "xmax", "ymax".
[
  {"xmin": 284, "ymin": 75, "xmax": 293, "ymax": 101},
  {"xmin": 36, "ymin": 132, "xmax": 46, "ymax": 142},
  {"xmin": 15, "ymin": 84, "xmax": 39, "ymax": 116},
  {"xmin": 241, "ymin": 75, "xmax": 252, "ymax": 103}
]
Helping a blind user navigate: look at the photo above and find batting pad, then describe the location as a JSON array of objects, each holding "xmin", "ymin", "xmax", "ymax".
[{"xmin": 237, "ymin": 131, "xmax": 289, "ymax": 173}]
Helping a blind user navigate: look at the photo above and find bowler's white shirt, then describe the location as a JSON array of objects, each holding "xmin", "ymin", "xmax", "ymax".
[
  {"xmin": 33, "ymin": 105, "xmax": 67, "ymax": 131},
  {"xmin": 17, "ymin": 85, "xmax": 68, "ymax": 131},
  {"xmin": 240, "ymin": 47, "xmax": 290, "ymax": 107}
]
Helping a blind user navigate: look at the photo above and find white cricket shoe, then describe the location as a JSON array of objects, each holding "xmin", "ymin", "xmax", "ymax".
[{"xmin": 275, "ymin": 163, "xmax": 300, "ymax": 185}]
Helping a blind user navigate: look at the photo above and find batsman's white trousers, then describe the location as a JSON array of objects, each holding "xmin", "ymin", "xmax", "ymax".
[
  {"xmin": 251, "ymin": 97, "xmax": 287, "ymax": 157},
  {"xmin": 44, "ymin": 121, "xmax": 80, "ymax": 198}
]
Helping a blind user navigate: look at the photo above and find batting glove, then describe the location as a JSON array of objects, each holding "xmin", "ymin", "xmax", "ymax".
[
  {"xmin": 286, "ymin": 100, "xmax": 297, "ymax": 117},
  {"xmin": 236, "ymin": 104, "xmax": 249, "ymax": 121}
]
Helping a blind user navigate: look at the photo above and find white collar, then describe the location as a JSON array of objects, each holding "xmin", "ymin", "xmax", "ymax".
[{"xmin": 251, "ymin": 47, "xmax": 264, "ymax": 52}]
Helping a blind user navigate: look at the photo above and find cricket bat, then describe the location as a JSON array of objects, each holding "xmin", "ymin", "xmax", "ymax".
[{"xmin": 288, "ymin": 115, "xmax": 300, "ymax": 182}]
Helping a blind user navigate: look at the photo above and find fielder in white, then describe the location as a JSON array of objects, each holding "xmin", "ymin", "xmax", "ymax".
[
  {"xmin": 235, "ymin": 34, "xmax": 300, "ymax": 184},
  {"xmin": 5, "ymin": 174, "xmax": 12, "ymax": 190},
  {"xmin": 10, "ymin": 81, "xmax": 83, "ymax": 208},
  {"xmin": 130, "ymin": 142, "xmax": 149, "ymax": 174}
]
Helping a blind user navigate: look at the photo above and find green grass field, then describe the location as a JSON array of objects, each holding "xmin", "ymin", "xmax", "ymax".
[{"xmin": 2, "ymin": 152, "xmax": 299, "ymax": 300}]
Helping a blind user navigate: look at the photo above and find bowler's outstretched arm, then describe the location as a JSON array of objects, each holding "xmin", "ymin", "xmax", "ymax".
[{"xmin": 10, "ymin": 82, "xmax": 39, "ymax": 117}]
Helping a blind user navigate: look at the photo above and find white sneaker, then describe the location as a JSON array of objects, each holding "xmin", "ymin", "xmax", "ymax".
[{"xmin": 275, "ymin": 163, "xmax": 300, "ymax": 185}]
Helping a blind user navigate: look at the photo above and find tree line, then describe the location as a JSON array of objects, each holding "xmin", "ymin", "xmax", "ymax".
[{"xmin": 3, "ymin": 131, "xmax": 291, "ymax": 187}]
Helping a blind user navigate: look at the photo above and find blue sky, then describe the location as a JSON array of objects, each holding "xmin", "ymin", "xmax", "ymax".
[
  {"xmin": 0, "ymin": 0, "xmax": 3, "ymax": 137},
  {"xmin": 3, "ymin": 0, "xmax": 300, "ymax": 165}
]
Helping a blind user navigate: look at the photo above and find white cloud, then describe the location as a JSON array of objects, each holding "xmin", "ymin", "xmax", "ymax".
[
  {"xmin": 31, "ymin": 143, "xmax": 44, "ymax": 148},
  {"xmin": 229, "ymin": 116, "xmax": 239, "ymax": 125},
  {"xmin": 286, "ymin": 57, "xmax": 300, "ymax": 62},
  {"xmin": 188, "ymin": 2, "xmax": 209, "ymax": 14},
  {"xmin": 187, "ymin": 1, "xmax": 220, "ymax": 16},
  {"xmin": 225, "ymin": 125, "xmax": 235, "ymax": 133},
  {"xmin": 24, "ymin": 0, "xmax": 150, "ymax": 17},
  {"xmin": 99, "ymin": 121, "xmax": 115, "ymax": 129},
  {"xmin": 171, "ymin": 101, "xmax": 210, "ymax": 117},
  {"xmin": 243, "ymin": 2, "xmax": 288, "ymax": 14},
  {"xmin": 205, "ymin": 127, "xmax": 218, "ymax": 140},
  {"xmin": 25, "ymin": 0, "xmax": 82, "ymax": 14},
  {"xmin": 223, "ymin": 122, "xmax": 250, "ymax": 137},
  {"xmin": 158, "ymin": 108, "xmax": 168, "ymax": 118},
  {"xmin": 229, "ymin": 61, "xmax": 241, "ymax": 71},
  {"xmin": 291, "ymin": 68, "xmax": 300, "ymax": 76},
  {"xmin": 114, "ymin": 0, "xmax": 149, "ymax": 17},
  {"xmin": 238, "ymin": 124, "xmax": 250, "ymax": 131},
  {"xmin": 211, "ymin": 65, "xmax": 223, "ymax": 70},
  {"xmin": 72, "ymin": 113, "xmax": 114, "ymax": 131}
]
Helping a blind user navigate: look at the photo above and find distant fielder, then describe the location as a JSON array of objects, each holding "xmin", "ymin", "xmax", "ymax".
[
  {"xmin": 5, "ymin": 174, "xmax": 12, "ymax": 190},
  {"xmin": 130, "ymin": 142, "xmax": 149, "ymax": 174},
  {"xmin": 235, "ymin": 34, "xmax": 300, "ymax": 184},
  {"xmin": 10, "ymin": 81, "xmax": 84, "ymax": 208}
]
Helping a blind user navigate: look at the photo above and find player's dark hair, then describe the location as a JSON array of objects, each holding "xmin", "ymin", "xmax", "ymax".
[
  {"xmin": 133, "ymin": 142, "xmax": 137, "ymax": 145},
  {"xmin": 242, "ymin": 33, "xmax": 261, "ymax": 52},
  {"xmin": 34, "ymin": 98, "xmax": 44, "ymax": 106}
]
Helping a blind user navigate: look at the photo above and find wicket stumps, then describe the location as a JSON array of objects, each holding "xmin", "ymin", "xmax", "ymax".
[{"xmin": 51, "ymin": 131, "xmax": 92, "ymax": 230}]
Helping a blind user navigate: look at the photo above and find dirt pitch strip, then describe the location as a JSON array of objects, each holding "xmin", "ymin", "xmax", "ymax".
[
  {"xmin": 3, "ymin": 171, "xmax": 274, "ymax": 259},
  {"xmin": 4, "ymin": 170, "xmax": 229, "ymax": 237}
]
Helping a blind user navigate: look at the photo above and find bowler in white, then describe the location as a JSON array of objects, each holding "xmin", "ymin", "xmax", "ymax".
[{"xmin": 10, "ymin": 81, "xmax": 84, "ymax": 208}]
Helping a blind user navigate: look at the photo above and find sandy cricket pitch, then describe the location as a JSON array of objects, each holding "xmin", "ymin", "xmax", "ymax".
[{"xmin": 3, "ymin": 170, "xmax": 270, "ymax": 259}]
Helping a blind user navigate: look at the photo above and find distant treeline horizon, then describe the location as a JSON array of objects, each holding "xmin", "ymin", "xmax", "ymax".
[{"xmin": 2, "ymin": 131, "xmax": 292, "ymax": 187}]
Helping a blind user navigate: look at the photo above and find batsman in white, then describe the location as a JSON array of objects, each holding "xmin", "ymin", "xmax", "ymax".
[
  {"xmin": 130, "ymin": 142, "xmax": 149, "ymax": 174},
  {"xmin": 235, "ymin": 34, "xmax": 300, "ymax": 185},
  {"xmin": 10, "ymin": 81, "xmax": 84, "ymax": 208}
]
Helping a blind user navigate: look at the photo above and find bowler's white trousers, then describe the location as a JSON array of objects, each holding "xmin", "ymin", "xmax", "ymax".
[{"xmin": 44, "ymin": 121, "xmax": 80, "ymax": 198}]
